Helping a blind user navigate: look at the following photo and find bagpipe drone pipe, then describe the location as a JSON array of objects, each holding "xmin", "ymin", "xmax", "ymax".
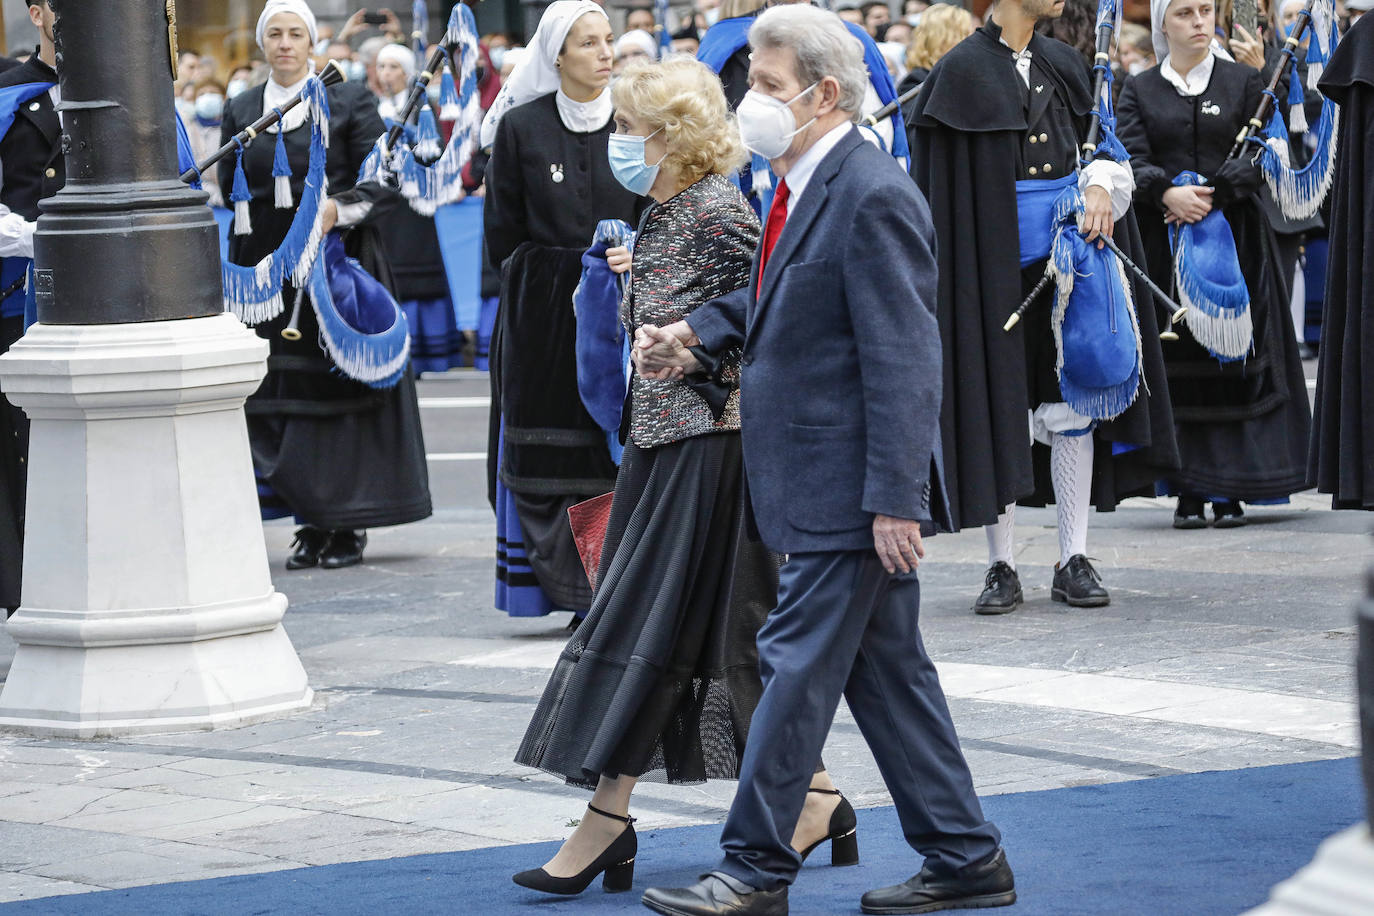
[
  {"xmin": 179, "ymin": 60, "xmax": 409, "ymax": 389},
  {"xmin": 357, "ymin": 3, "xmax": 483, "ymax": 216}
]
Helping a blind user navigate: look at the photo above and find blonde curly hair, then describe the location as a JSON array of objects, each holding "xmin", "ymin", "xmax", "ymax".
[
  {"xmin": 610, "ymin": 58, "xmax": 747, "ymax": 187},
  {"xmin": 906, "ymin": 3, "xmax": 975, "ymax": 72}
]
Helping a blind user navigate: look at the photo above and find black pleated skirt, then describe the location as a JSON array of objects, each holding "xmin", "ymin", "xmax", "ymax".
[{"xmin": 515, "ymin": 432, "xmax": 777, "ymax": 788}]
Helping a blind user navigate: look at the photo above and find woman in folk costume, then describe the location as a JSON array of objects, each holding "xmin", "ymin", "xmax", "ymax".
[
  {"xmin": 481, "ymin": 0, "xmax": 646, "ymax": 620},
  {"xmin": 1117, "ymin": 0, "xmax": 1311, "ymax": 528},
  {"xmin": 220, "ymin": 0, "xmax": 431, "ymax": 569},
  {"xmin": 511, "ymin": 59, "xmax": 855, "ymax": 898}
]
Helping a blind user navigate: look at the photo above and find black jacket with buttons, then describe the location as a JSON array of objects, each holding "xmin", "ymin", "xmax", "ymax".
[{"xmin": 0, "ymin": 55, "xmax": 63, "ymax": 221}]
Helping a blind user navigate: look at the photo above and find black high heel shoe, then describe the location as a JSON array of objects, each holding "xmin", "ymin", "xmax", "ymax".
[
  {"xmin": 798, "ymin": 787, "xmax": 860, "ymax": 867},
  {"xmin": 512, "ymin": 804, "xmax": 637, "ymax": 896}
]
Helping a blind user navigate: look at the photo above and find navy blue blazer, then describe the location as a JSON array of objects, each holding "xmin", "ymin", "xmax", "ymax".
[{"xmin": 689, "ymin": 126, "xmax": 953, "ymax": 555}]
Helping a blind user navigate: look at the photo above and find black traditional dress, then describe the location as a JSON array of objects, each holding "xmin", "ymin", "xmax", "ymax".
[
  {"xmin": 220, "ymin": 79, "xmax": 431, "ymax": 530},
  {"xmin": 517, "ymin": 174, "xmax": 774, "ymax": 787},
  {"xmin": 909, "ymin": 24, "xmax": 1179, "ymax": 531},
  {"xmin": 1310, "ymin": 14, "xmax": 1374, "ymax": 509},
  {"xmin": 483, "ymin": 91, "xmax": 644, "ymax": 615},
  {"xmin": 1118, "ymin": 58, "xmax": 1311, "ymax": 501}
]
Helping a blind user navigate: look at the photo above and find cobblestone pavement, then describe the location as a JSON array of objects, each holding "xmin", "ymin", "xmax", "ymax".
[{"xmin": 0, "ymin": 369, "xmax": 1366, "ymax": 903}]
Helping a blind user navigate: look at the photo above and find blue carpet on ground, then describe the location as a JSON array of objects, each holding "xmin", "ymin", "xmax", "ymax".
[{"xmin": 4, "ymin": 757, "xmax": 1362, "ymax": 916}]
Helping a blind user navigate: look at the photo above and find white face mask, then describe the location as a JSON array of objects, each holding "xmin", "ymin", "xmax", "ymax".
[
  {"xmin": 226, "ymin": 78, "xmax": 249, "ymax": 99},
  {"xmin": 735, "ymin": 83, "xmax": 818, "ymax": 161},
  {"xmin": 1127, "ymin": 60, "xmax": 1148, "ymax": 75}
]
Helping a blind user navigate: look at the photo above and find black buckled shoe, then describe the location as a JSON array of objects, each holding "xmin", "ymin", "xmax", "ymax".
[
  {"xmin": 1211, "ymin": 500, "xmax": 1247, "ymax": 528},
  {"xmin": 285, "ymin": 526, "xmax": 331, "ymax": 570},
  {"xmin": 319, "ymin": 530, "xmax": 366, "ymax": 569},
  {"xmin": 1051, "ymin": 555, "xmax": 1110, "ymax": 607},
  {"xmin": 798, "ymin": 787, "xmax": 859, "ymax": 867},
  {"xmin": 973, "ymin": 562, "xmax": 1022, "ymax": 615},
  {"xmin": 1173, "ymin": 495, "xmax": 1208, "ymax": 529},
  {"xmin": 642, "ymin": 873, "xmax": 788, "ymax": 916},
  {"xmin": 513, "ymin": 805, "xmax": 637, "ymax": 896},
  {"xmin": 860, "ymin": 848, "xmax": 1016, "ymax": 915}
]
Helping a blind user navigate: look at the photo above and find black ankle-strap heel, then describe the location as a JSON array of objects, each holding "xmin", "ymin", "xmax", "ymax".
[
  {"xmin": 800, "ymin": 788, "xmax": 860, "ymax": 867},
  {"xmin": 512, "ymin": 804, "xmax": 638, "ymax": 896}
]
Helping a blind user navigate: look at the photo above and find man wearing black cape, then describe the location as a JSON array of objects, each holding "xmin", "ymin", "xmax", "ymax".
[
  {"xmin": 1309, "ymin": 12, "xmax": 1374, "ymax": 510},
  {"xmin": 910, "ymin": 0, "xmax": 1178, "ymax": 613}
]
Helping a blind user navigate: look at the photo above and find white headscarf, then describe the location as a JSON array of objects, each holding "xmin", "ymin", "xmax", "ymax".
[
  {"xmin": 376, "ymin": 43, "xmax": 418, "ymax": 79},
  {"xmin": 1150, "ymin": 0, "xmax": 1234, "ymax": 68},
  {"xmin": 614, "ymin": 29, "xmax": 658, "ymax": 61},
  {"xmin": 479, "ymin": 0, "xmax": 609, "ymax": 148},
  {"xmin": 256, "ymin": 0, "xmax": 318, "ymax": 49}
]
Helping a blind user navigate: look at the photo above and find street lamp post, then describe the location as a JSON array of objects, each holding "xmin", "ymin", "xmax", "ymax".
[{"xmin": 0, "ymin": 0, "xmax": 312, "ymax": 736}]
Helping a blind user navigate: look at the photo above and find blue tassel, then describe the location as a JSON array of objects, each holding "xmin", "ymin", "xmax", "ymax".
[
  {"xmin": 439, "ymin": 61, "xmax": 460, "ymax": 121},
  {"xmin": 414, "ymin": 104, "xmax": 441, "ymax": 163},
  {"xmin": 1259, "ymin": 96, "xmax": 1338, "ymax": 222},
  {"xmin": 230, "ymin": 139, "xmax": 252, "ymax": 235},
  {"xmin": 1286, "ymin": 55, "xmax": 1308, "ymax": 134},
  {"xmin": 271, "ymin": 108, "xmax": 294, "ymax": 208}
]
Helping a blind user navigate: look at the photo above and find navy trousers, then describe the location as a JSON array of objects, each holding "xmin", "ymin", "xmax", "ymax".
[{"xmin": 717, "ymin": 549, "xmax": 1002, "ymax": 891}]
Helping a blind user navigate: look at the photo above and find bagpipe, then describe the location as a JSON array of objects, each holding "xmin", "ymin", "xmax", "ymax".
[
  {"xmin": 1164, "ymin": 0, "xmax": 1340, "ymax": 363},
  {"xmin": 1001, "ymin": 0, "xmax": 1187, "ymax": 422},
  {"xmin": 181, "ymin": 60, "xmax": 409, "ymax": 388},
  {"xmin": 356, "ymin": 2, "xmax": 484, "ymax": 216}
]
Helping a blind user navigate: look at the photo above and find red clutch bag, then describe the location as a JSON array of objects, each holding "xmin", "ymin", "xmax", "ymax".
[{"xmin": 567, "ymin": 491, "xmax": 614, "ymax": 589}]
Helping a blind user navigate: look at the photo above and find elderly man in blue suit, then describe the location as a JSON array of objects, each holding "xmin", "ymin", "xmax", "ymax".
[{"xmin": 632, "ymin": 7, "xmax": 1013, "ymax": 916}]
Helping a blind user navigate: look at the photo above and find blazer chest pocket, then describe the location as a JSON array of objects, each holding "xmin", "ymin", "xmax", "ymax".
[
  {"xmin": 775, "ymin": 259, "xmax": 837, "ymax": 301},
  {"xmin": 784, "ymin": 422, "xmax": 869, "ymax": 534}
]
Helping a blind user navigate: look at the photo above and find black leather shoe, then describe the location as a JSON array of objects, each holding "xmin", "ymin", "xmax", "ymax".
[
  {"xmin": 1173, "ymin": 495, "xmax": 1208, "ymax": 529},
  {"xmin": 642, "ymin": 872, "xmax": 788, "ymax": 916},
  {"xmin": 1211, "ymin": 500, "xmax": 1247, "ymax": 528},
  {"xmin": 513, "ymin": 804, "xmax": 637, "ymax": 895},
  {"xmin": 798, "ymin": 787, "xmax": 859, "ymax": 866},
  {"xmin": 861, "ymin": 848, "xmax": 1016, "ymax": 915},
  {"xmin": 319, "ymin": 530, "xmax": 366, "ymax": 569},
  {"xmin": 1051, "ymin": 555, "xmax": 1110, "ymax": 607},
  {"xmin": 973, "ymin": 562, "xmax": 1021, "ymax": 615},
  {"xmin": 285, "ymin": 526, "xmax": 331, "ymax": 570}
]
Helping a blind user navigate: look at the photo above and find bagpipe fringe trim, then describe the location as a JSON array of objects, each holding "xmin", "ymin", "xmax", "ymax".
[{"xmin": 306, "ymin": 259, "xmax": 411, "ymax": 389}]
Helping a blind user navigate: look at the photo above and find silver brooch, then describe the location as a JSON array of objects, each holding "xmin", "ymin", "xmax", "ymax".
[
  {"xmin": 1201, "ymin": 101, "xmax": 1220, "ymax": 116},
  {"xmin": 550, "ymin": 164, "xmax": 564, "ymax": 183},
  {"xmin": 1034, "ymin": 84, "xmax": 1044, "ymax": 93}
]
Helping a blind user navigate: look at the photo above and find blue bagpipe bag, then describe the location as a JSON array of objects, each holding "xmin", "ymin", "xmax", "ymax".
[
  {"xmin": 1018, "ymin": 176, "xmax": 1141, "ymax": 420},
  {"xmin": 1168, "ymin": 171, "xmax": 1252, "ymax": 362},
  {"xmin": 305, "ymin": 234, "xmax": 411, "ymax": 389},
  {"xmin": 573, "ymin": 219, "xmax": 634, "ymax": 443}
]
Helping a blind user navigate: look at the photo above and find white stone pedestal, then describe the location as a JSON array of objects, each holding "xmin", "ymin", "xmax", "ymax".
[
  {"xmin": 0, "ymin": 314, "xmax": 312, "ymax": 736},
  {"xmin": 1245, "ymin": 823, "xmax": 1374, "ymax": 914}
]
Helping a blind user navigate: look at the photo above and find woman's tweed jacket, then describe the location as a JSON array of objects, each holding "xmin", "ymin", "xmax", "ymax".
[{"xmin": 621, "ymin": 172, "xmax": 760, "ymax": 449}]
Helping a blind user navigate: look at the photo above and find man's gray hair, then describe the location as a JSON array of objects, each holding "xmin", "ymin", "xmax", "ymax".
[{"xmin": 748, "ymin": 5, "xmax": 869, "ymax": 119}]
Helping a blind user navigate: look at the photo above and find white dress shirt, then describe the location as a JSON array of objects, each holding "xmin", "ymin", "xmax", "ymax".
[
  {"xmin": 1159, "ymin": 52, "xmax": 1217, "ymax": 97},
  {"xmin": 775, "ymin": 121, "xmax": 853, "ymax": 218}
]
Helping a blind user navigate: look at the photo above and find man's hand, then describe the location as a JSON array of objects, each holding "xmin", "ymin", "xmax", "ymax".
[
  {"xmin": 1229, "ymin": 25, "xmax": 1265, "ymax": 70},
  {"xmin": 606, "ymin": 245, "xmax": 631, "ymax": 275},
  {"xmin": 632, "ymin": 322, "xmax": 701, "ymax": 379},
  {"xmin": 1081, "ymin": 185, "xmax": 1115, "ymax": 247},
  {"xmin": 873, "ymin": 514, "xmax": 925, "ymax": 575},
  {"xmin": 1161, "ymin": 185, "xmax": 1213, "ymax": 224}
]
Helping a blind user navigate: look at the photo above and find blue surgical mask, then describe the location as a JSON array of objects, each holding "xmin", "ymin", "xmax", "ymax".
[
  {"xmin": 194, "ymin": 92, "xmax": 224, "ymax": 123},
  {"xmin": 608, "ymin": 128, "xmax": 665, "ymax": 196},
  {"xmin": 226, "ymin": 78, "xmax": 248, "ymax": 99},
  {"xmin": 489, "ymin": 46, "xmax": 507, "ymax": 71},
  {"xmin": 347, "ymin": 60, "xmax": 367, "ymax": 82}
]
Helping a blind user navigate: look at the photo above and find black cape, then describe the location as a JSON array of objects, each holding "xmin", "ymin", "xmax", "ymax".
[
  {"xmin": 1310, "ymin": 14, "xmax": 1374, "ymax": 509},
  {"xmin": 910, "ymin": 28, "xmax": 1179, "ymax": 531}
]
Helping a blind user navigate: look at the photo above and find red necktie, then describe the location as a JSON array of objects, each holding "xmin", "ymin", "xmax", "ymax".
[{"xmin": 757, "ymin": 179, "xmax": 790, "ymax": 298}]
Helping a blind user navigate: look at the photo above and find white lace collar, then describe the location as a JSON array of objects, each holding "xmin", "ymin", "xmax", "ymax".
[{"xmin": 555, "ymin": 87, "xmax": 612, "ymax": 134}]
